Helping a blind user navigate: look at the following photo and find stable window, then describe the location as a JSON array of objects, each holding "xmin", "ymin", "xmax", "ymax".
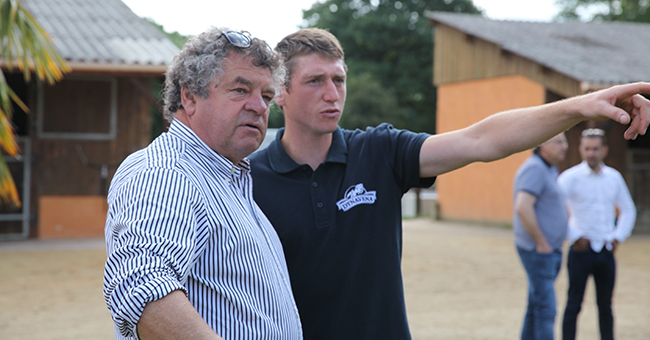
[{"xmin": 37, "ymin": 77, "xmax": 117, "ymax": 140}]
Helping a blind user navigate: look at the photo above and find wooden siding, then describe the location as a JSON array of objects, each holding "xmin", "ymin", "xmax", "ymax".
[
  {"xmin": 32, "ymin": 77, "xmax": 152, "ymax": 197},
  {"xmin": 38, "ymin": 196, "xmax": 108, "ymax": 238},
  {"xmin": 42, "ymin": 79, "xmax": 113, "ymax": 134},
  {"xmin": 435, "ymin": 75, "xmax": 545, "ymax": 223},
  {"xmin": 28, "ymin": 77, "xmax": 154, "ymax": 237},
  {"xmin": 432, "ymin": 23, "xmax": 583, "ymax": 98}
]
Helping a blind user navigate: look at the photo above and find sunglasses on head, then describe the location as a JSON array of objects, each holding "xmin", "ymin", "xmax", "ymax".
[
  {"xmin": 581, "ymin": 128, "xmax": 605, "ymax": 137},
  {"xmin": 218, "ymin": 30, "xmax": 252, "ymax": 48}
]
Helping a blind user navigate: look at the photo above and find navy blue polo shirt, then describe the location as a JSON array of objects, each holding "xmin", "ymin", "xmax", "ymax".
[{"xmin": 249, "ymin": 123, "xmax": 435, "ymax": 340}]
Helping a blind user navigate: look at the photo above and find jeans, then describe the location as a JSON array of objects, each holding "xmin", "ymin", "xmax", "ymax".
[
  {"xmin": 562, "ymin": 245, "xmax": 616, "ymax": 340},
  {"xmin": 517, "ymin": 246, "xmax": 563, "ymax": 340}
]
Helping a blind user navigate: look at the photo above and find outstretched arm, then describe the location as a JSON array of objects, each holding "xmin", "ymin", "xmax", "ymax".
[{"xmin": 420, "ymin": 82, "xmax": 650, "ymax": 177}]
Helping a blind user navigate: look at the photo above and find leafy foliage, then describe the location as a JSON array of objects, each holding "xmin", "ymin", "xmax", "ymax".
[
  {"xmin": 145, "ymin": 18, "xmax": 190, "ymax": 139},
  {"xmin": 268, "ymin": 103, "xmax": 285, "ymax": 129},
  {"xmin": 145, "ymin": 18, "xmax": 190, "ymax": 48},
  {"xmin": 301, "ymin": 0, "xmax": 482, "ymax": 133},
  {"xmin": 0, "ymin": 0, "xmax": 70, "ymax": 207},
  {"xmin": 555, "ymin": 0, "xmax": 650, "ymax": 22},
  {"xmin": 340, "ymin": 72, "xmax": 409, "ymax": 130}
]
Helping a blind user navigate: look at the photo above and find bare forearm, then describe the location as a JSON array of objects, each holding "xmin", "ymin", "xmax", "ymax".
[
  {"xmin": 476, "ymin": 84, "xmax": 648, "ymax": 158},
  {"xmin": 420, "ymin": 99, "xmax": 583, "ymax": 177},
  {"xmin": 138, "ymin": 290, "xmax": 223, "ymax": 340},
  {"xmin": 419, "ymin": 82, "xmax": 650, "ymax": 178},
  {"xmin": 514, "ymin": 192, "xmax": 551, "ymax": 252},
  {"xmin": 468, "ymin": 100, "xmax": 581, "ymax": 161},
  {"xmin": 518, "ymin": 207, "xmax": 549, "ymax": 250}
]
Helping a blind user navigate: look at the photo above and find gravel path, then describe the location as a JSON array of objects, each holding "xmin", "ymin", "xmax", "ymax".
[{"xmin": 1, "ymin": 218, "xmax": 648, "ymax": 339}]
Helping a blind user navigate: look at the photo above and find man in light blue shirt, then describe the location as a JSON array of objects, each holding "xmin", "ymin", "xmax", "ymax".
[
  {"xmin": 559, "ymin": 128, "xmax": 636, "ymax": 340},
  {"xmin": 513, "ymin": 132, "xmax": 569, "ymax": 340}
]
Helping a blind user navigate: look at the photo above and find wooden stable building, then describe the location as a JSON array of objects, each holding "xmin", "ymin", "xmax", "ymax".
[
  {"xmin": 0, "ymin": 0, "xmax": 178, "ymax": 239},
  {"xmin": 425, "ymin": 12, "xmax": 650, "ymax": 232}
]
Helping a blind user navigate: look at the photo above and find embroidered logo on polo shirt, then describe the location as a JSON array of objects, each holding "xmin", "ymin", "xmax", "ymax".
[{"xmin": 336, "ymin": 183, "xmax": 377, "ymax": 212}]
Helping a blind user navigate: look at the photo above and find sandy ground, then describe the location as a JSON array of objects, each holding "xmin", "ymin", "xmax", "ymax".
[{"xmin": 0, "ymin": 218, "xmax": 648, "ymax": 340}]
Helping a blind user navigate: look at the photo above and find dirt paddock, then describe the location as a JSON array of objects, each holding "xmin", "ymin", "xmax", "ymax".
[{"xmin": 1, "ymin": 218, "xmax": 648, "ymax": 339}]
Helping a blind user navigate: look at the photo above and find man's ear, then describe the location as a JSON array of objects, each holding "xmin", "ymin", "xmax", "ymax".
[
  {"xmin": 275, "ymin": 85, "xmax": 288, "ymax": 107},
  {"xmin": 181, "ymin": 87, "xmax": 197, "ymax": 116}
]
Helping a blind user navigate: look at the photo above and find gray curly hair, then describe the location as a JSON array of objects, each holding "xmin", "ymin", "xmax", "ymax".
[{"xmin": 162, "ymin": 27, "xmax": 285, "ymax": 122}]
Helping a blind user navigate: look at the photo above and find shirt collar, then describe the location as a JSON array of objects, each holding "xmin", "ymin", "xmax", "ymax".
[
  {"xmin": 268, "ymin": 127, "xmax": 348, "ymax": 173},
  {"xmin": 534, "ymin": 153, "xmax": 553, "ymax": 168},
  {"xmin": 169, "ymin": 119, "xmax": 250, "ymax": 175},
  {"xmin": 578, "ymin": 160, "xmax": 604, "ymax": 176}
]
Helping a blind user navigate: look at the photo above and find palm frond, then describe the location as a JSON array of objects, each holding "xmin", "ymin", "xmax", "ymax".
[{"xmin": 0, "ymin": 0, "xmax": 71, "ymax": 207}]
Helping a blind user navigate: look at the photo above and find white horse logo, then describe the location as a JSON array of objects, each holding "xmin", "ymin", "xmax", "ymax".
[{"xmin": 337, "ymin": 183, "xmax": 377, "ymax": 212}]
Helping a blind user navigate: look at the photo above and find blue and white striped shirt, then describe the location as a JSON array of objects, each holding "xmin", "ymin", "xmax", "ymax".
[{"xmin": 103, "ymin": 120, "xmax": 302, "ymax": 340}]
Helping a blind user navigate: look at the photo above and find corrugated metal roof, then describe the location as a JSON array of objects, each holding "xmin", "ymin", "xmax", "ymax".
[
  {"xmin": 22, "ymin": 0, "xmax": 179, "ymax": 72},
  {"xmin": 425, "ymin": 12, "xmax": 650, "ymax": 86}
]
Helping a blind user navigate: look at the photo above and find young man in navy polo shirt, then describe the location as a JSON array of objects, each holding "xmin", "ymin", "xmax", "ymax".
[{"xmin": 249, "ymin": 28, "xmax": 650, "ymax": 339}]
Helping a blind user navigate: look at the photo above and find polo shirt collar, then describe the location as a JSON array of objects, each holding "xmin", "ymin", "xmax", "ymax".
[
  {"xmin": 534, "ymin": 153, "xmax": 553, "ymax": 168},
  {"xmin": 268, "ymin": 127, "xmax": 348, "ymax": 173}
]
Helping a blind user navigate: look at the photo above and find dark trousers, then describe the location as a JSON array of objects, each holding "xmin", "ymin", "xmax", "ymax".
[{"xmin": 562, "ymin": 245, "xmax": 616, "ymax": 340}]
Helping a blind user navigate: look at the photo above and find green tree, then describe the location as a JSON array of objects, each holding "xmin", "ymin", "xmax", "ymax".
[
  {"xmin": 268, "ymin": 103, "xmax": 285, "ymax": 129},
  {"xmin": 302, "ymin": 0, "xmax": 482, "ymax": 133},
  {"xmin": 556, "ymin": 0, "xmax": 650, "ymax": 22},
  {"xmin": 340, "ymin": 72, "xmax": 409, "ymax": 129},
  {"xmin": 146, "ymin": 18, "xmax": 190, "ymax": 48},
  {"xmin": 0, "ymin": 0, "xmax": 69, "ymax": 207},
  {"xmin": 145, "ymin": 19, "xmax": 190, "ymax": 139}
]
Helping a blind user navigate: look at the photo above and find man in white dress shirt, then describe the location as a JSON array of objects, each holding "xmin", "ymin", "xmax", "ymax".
[{"xmin": 558, "ymin": 128, "xmax": 636, "ymax": 340}]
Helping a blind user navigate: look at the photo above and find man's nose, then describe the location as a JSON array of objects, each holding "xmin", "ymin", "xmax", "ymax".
[
  {"xmin": 322, "ymin": 79, "xmax": 340, "ymax": 102},
  {"xmin": 245, "ymin": 93, "xmax": 269, "ymax": 115}
]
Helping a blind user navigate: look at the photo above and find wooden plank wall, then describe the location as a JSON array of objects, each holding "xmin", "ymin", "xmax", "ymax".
[
  {"xmin": 32, "ymin": 77, "xmax": 153, "ymax": 197},
  {"xmin": 435, "ymin": 75, "xmax": 545, "ymax": 223},
  {"xmin": 432, "ymin": 23, "xmax": 583, "ymax": 98}
]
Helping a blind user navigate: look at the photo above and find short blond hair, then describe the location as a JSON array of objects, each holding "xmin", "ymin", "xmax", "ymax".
[{"xmin": 275, "ymin": 28, "xmax": 346, "ymax": 89}]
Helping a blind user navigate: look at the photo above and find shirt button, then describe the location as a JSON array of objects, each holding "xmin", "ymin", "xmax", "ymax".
[
  {"xmin": 317, "ymin": 202, "xmax": 323, "ymax": 208},
  {"xmin": 312, "ymin": 182, "xmax": 318, "ymax": 187}
]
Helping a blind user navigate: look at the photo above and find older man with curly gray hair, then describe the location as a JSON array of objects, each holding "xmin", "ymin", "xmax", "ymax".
[
  {"xmin": 104, "ymin": 27, "xmax": 301, "ymax": 340},
  {"xmin": 163, "ymin": 28, "xmax": 285, "ymax": 122},
  {"xmin": 162, "ymin": 27, "xmax": 285, "ymax": 163}
]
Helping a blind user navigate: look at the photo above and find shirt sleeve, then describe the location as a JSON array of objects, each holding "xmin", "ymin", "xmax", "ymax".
[
  {"xmin": 103, "ymin": 168, "xmax": 205, "ymax": 338},
  {"xmin": 612, "ymin": 171, "xmax": 637, "ymax": 242},
  {"xmin": 373, "ymin": 123, "xmax": 434, "ymax": 192},
  {"xmin": 515, "ymin": 161, "xmax": 545, "ymax": 198}
]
